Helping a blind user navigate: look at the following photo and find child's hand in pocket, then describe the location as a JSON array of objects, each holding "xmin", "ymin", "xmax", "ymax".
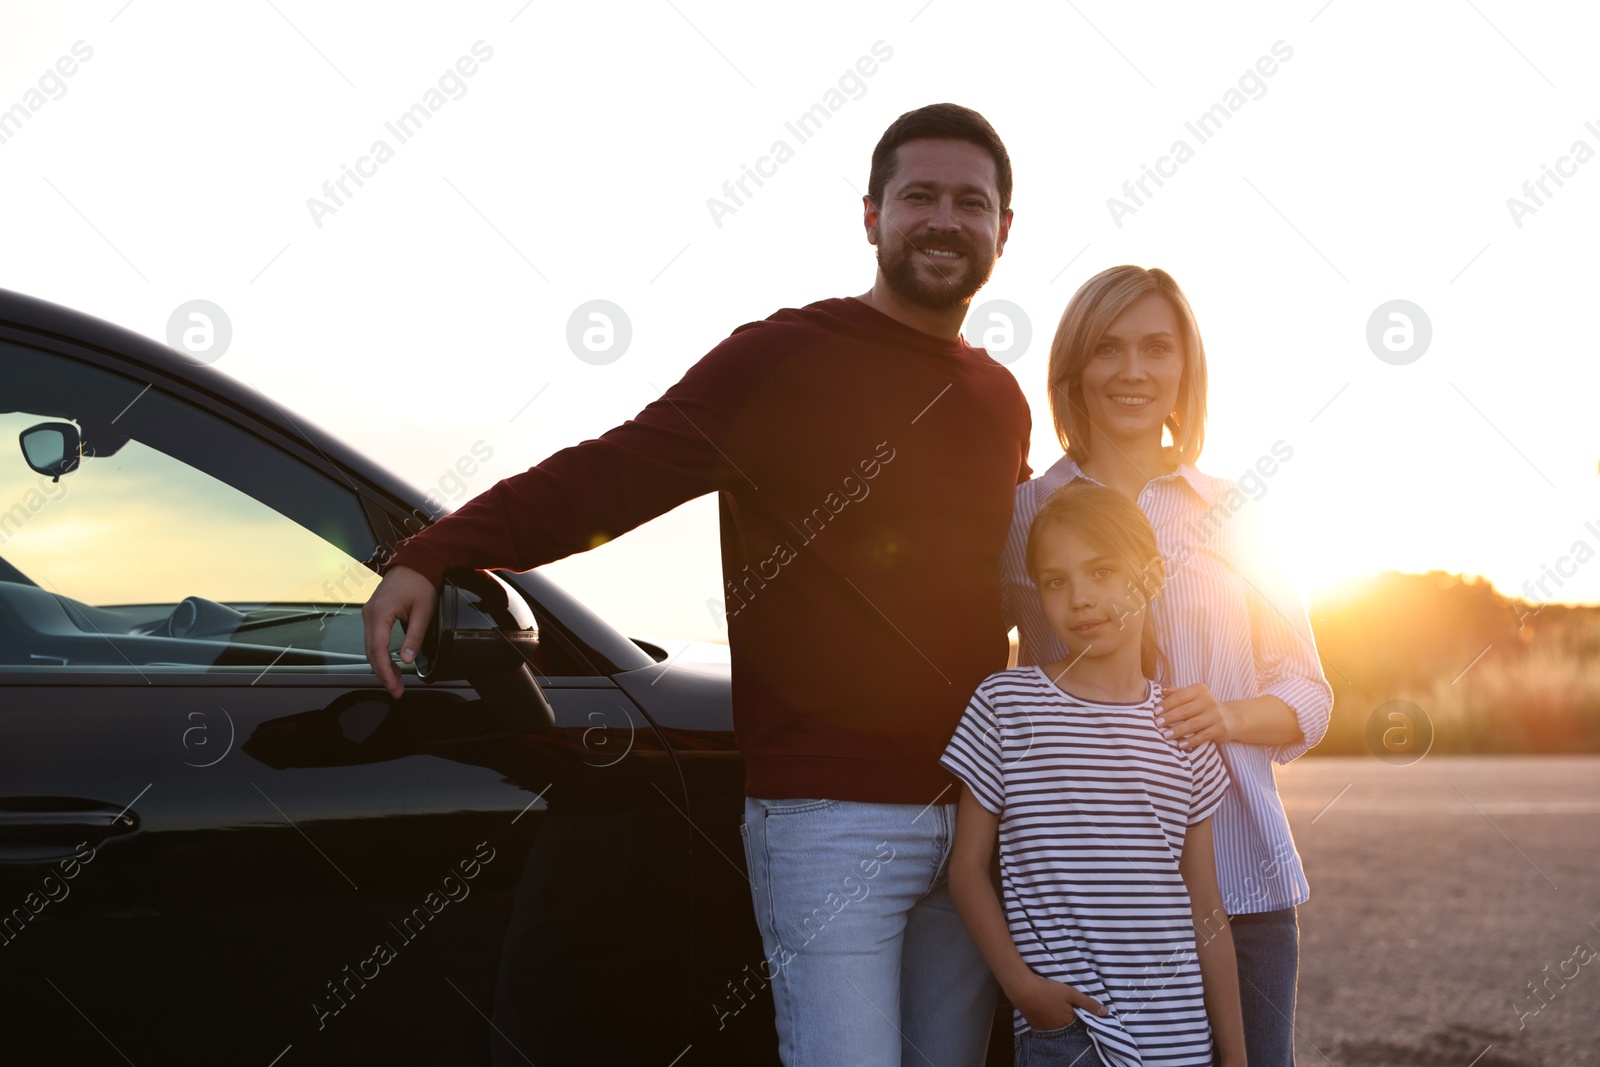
[{"xmin": 1010, "ymin": 974, "xmax": 1107, "ymax": 1032}]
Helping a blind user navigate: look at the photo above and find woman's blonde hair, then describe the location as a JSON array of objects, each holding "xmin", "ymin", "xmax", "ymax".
[
  {"xmin": 1046, "ymin": 265, "xmax": 1208, "ymax": 465},
  {"xmin": 1026, "ymin": 482, "xmax": 1167, "ymax": 680}
]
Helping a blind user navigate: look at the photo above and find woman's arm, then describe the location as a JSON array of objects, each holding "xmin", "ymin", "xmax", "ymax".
[
  {"xmin": 1179, "ymin": 817, "xmax": 1247, "ymax": 1067},
  {"xmin": 947, "ymin": 784, "xmax": 1106, "ymax": 1030},
  {"xmin": 1160, "ymin": 687, "xmax": 1301, "ymax": 749},
  {"xmin": 1158, "ymin": 495, "xmax": 1331, "ymax": 754},
  {"xmin": 1237, "ymin": 497, "xmax": 1333, "ymax": 760}
]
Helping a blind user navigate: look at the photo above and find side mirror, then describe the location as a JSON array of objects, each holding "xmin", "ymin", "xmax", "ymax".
[
  {"xmin": 19, "ymin": 421, "xmax": 82, "ymax": 482},
  {"xmin": 416, "ymin": 568, "xmax": 555, "ymax": 732}
]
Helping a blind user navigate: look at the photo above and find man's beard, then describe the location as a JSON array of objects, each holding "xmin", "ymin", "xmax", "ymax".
[{"xmin": 876, "ymin": 230, "xmax": 996, "ymax": 310}]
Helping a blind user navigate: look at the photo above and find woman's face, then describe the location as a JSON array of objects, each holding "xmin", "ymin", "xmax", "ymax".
[{"xmin": 1076, "ymin": 291, "xmax": 1186, "ymax": 450}]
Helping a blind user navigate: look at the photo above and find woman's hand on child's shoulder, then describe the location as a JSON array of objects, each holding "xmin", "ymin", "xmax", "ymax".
[
  {"xmin": 1009, "ymin": 973, "xmax": 1107, "ymax": 1032},
  {"xmin": 1155, "ymin": 682, "xmax": 1235, "ymax": 749}
]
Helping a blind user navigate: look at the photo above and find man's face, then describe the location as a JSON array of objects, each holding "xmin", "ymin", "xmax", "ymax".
[{"xmin": 866, "ymin": 139, "xmax": 1012, "ymax": 311}]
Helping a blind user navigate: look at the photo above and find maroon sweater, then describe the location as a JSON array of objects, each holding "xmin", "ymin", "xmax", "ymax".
[{"xmin": 386, "ymin": 296, "xmax": 1031, "ymax": 804}]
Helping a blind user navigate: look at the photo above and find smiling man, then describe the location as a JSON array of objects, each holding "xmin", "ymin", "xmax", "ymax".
[{"xmin": 364, "ymin": 102, "xmax": 1030, "ymax": 1065}]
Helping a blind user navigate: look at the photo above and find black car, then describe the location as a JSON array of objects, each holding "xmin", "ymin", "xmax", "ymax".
[{"xmin": 0, "ymin": 288, "xmax": 778, "ymax": 1065}]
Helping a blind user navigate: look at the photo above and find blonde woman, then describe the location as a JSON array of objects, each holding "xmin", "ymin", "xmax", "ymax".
[{"xmin": 1000, "ymin": 264, "xmax": 1331, "ymax": 1067}]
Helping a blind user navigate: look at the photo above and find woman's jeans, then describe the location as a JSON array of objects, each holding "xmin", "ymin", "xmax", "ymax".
[
  {"xmin": 1229, "ymin": 906, "xmax": 1300, "ymax": 1067},
  {"xmin": 741, "ymin": 796, "xmax": 997, "ymax": 1066}
]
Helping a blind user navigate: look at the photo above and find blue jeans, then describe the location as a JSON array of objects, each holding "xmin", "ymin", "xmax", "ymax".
[
  {"xmin": 741, "ymin": 796, "xmax": 997, "ymax": 1067},
  {"xmin": 1014, "ymin": 1018, "xmax": 1107, "ymax": 1067},
  {"xmin": 1229, "ymin": 906, "xmax": 1299, "ymax": 1067}
]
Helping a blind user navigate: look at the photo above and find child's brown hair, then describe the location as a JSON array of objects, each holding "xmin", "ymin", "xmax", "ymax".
[{"xmin": 1027, "ymin": 482, "xmax": 1167, "ymax": 680}]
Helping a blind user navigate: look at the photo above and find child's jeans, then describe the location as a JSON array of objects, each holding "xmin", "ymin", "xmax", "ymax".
[{"xmin": 1015, "ymin": 1018, "xmax": 1108, "ymax": 1066}]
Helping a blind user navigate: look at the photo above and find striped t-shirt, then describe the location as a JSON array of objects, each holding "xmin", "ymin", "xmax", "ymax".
[{"xmin": 940, "ymin": 667, "xmax": 1230, "ymax": 1067}]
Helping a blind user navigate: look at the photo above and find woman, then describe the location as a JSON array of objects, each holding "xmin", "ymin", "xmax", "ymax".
[{"xmin": 1000, "ymin": 264, "xmax": 1332, "ymax": 1067}]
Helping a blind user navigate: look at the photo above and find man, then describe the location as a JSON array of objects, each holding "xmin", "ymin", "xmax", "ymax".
[{"xmin": 363, "ymin": 102, "xmax": 1030, "ymax": 1065}]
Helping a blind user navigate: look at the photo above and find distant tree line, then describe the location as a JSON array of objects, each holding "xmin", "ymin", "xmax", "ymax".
[{"xmin": 1308, "ymin": 571, "xmax": 1600, "ymax": 755}]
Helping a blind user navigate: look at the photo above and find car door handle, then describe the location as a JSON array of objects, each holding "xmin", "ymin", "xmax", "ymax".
[{"xmin": 0, "ymin": 797, "xmax": 139, "ymax": 861}]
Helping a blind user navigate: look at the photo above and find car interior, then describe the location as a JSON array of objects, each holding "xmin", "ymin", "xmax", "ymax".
[{"xmin": 1, "ymin": 343, "xmax": 392, "ymax": 671}]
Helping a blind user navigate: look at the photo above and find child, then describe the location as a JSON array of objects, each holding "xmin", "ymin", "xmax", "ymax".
[{"xmin": 942, "ymin": 482, "xmax": 1247, "ymax": 1067}]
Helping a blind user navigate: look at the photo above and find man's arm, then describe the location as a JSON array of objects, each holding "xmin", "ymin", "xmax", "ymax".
[
  {"xmin": 363, "ymin": 566, "xmax": 441, "ymax": 695},
  {"xmin": 362, "ymin": 340, "xmax": 763, "ymax": 695}
]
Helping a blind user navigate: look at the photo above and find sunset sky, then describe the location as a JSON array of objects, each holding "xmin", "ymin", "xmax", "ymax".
[{"xmin": 4, "ymin": 1, "xmax": 1597, "ymax": 642}]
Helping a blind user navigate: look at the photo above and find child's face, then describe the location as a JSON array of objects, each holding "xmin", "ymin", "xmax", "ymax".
[{"xmin": 1033, "ymin": 524, "xmax": 1149, "ymax": 666}]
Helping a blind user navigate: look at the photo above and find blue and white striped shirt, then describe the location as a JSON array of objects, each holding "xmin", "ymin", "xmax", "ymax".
[
  {"xmin": 1001, "ymin": 453, "xmax": 1332, "ymax": 914},
  {"xmin": 941, "ymin": 669, "xmax": 1230, "ymax": 1063}
]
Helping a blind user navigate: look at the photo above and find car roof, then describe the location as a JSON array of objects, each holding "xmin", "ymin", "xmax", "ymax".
[{"xmin": 0, "ymin": 285, "xmax": 426, "ymax": 512}]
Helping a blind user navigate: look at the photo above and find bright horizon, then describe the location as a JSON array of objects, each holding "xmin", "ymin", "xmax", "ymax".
[{"xmin": 4, "ymin": 2, "xmax": 1598, "ymax": 642}]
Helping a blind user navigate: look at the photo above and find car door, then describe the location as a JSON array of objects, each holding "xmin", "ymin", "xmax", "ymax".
[{"xmin": 0, "ymin": 334, "xmax": 701, "ymax": 1065}]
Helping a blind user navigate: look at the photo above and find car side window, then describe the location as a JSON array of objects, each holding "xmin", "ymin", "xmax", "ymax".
[{"xmin": 0, "ymin": 343, "xmax": 389, "ymax": 675}]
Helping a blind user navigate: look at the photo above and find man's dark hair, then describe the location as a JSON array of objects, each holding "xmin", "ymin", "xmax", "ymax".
[{"xmin": 867, "ymin": 103, "xmax": 1013, "ymax": 214}]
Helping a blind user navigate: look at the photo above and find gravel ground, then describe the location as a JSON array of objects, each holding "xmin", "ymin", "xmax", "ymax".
[{"xmin": 1280, "ymin": 756, "xmax": 1600, "ymax": 1067}]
